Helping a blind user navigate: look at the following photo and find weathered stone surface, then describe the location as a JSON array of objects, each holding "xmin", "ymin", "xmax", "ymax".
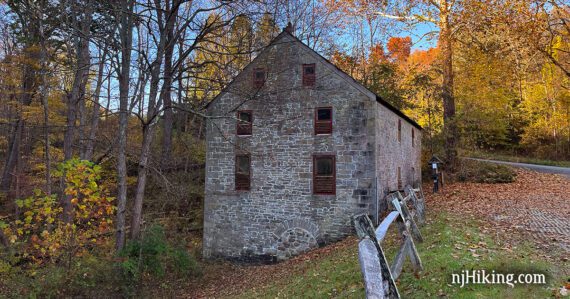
[{"xmin": 203, "ymin": 31, "xmax": 422, "ymax": 262}]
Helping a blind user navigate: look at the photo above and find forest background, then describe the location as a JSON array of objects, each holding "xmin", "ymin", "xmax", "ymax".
[{"xmin": 0, "ymin": 0, "xmax": 568, "ymax": 296}]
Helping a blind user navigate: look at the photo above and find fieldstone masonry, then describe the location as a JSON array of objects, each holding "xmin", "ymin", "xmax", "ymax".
[{"xmin": 203, "ymin": 30, "xmax": 422, "ymax": 262}]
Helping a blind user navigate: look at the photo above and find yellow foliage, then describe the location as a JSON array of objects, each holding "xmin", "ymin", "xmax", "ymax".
[{"xmin": 3, "ymin": 159, "xmax": 115, "ymax": 264}]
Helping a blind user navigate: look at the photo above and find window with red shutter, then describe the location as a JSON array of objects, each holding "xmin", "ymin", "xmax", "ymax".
[
  {"xmin": 253, "ymin": 68, "xmax": 265, "ymax": 88},
  {"xmin": 237, "ymin": 110, "xmax": 252, "ymax": 136},
  {"xmin": 315, "ymin": 107, "xmax": 332, "ymax": 135},
  {"xmin": 235, "ymin": 155, "xmax": 251, "ymax": 191},
  {"xmin": 397, "ymin": 167, "xmax": 402, "ymax": 190},
  {"xmin": 303, "ymin": 63, "xmax": 315, "ymax": 87},
  {"xmin": 398, "ymin": 119, "xmax": 402, "ymax": 142},
  {"xmin": 313, "ymin": 155, "xmax": 335, "ymax": 195}
]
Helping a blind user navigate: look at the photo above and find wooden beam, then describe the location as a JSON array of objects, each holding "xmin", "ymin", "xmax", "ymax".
[
  {"xmin": 375, "ymin": 211, "xmax": 400, "ymax": 242},
  {"xmin": 394, "ymin": 192, "xmax": 423, "ymax": 243}
]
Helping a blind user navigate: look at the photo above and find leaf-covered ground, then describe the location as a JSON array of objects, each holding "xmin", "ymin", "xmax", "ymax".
[
  {"xmin": 178, "ymin": 169, "xmax": 569, "ymax": 298},
  {"xmin": 430, "ymin": 169, "xmax": 570, "ymax": 255}
]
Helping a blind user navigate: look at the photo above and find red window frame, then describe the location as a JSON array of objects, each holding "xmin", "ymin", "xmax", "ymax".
[
  {"xmin": 253, "ymin": 68, "xmax": 265, "ymax": 88},
  {"xmin": 236, "ymin": 110, "xmax": 253, "ymax": 136},
  {"xmin": 397, "ymin": 167, "xmax": 402, "ymax": 190},
  {"xmin": 398, "ymin": 119, "xmax": 402, "ymax": 142},
  {"xmin": 314, "ymin": 107, "xmax": 332, "ymax": 135},
  {"xmin": 235, "ymin": 154, "xmax": 251, "ymax": 191},
  {"xmin": 313, "ymin": 155, "xmax": 336, "ymax": 195},
  {"xmin": 303, "ymin": 63, "xmax": 316, "ymax": 87}
]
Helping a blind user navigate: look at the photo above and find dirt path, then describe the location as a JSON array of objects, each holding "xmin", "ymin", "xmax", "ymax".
[{"xmin": 428, "ymin": 169, "xmax": 570, "ymax": 254}]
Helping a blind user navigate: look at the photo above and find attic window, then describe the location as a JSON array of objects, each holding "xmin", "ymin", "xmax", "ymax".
[
  {"xmin": 253, "ymin": 68, "xmax": 265, "ymax": 88},
  {"xmin": 313, "ymin": 155, "xmax": 335, "ymax": 195},
  {"xmin": 303, "ymin": 63, "xmax": 316, "ymax": 87},
  {"xmin": 398, "ymin": 119, "xmax": 402, "ymax": 142},
  {"xmin": 315, "ymin": 107, "xmax": 332, "ymax": 135},
  {"xmin": 235, "ymin": 154, "xmax": 251, "ymax": 191},
  {"xmin": 237, "ymin": 110, "xmax": 252, "ymax": 135}
]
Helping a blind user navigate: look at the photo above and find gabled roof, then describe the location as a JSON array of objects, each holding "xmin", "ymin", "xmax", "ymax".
[{"xmin": 206, "ymin": 29, "xmax": 422, "ymax": 130}]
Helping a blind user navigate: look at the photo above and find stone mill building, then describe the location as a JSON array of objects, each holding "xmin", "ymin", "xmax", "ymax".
[{"xmin": 203, "ymin": 26, "xmax": 422, "ymax": 262}]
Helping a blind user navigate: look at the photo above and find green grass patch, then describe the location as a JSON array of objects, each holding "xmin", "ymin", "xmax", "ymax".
[
  {"xmin": 235, "ymin": 214, "xmax": 563, "ymax": 298},
  {"xmin": 464, "ymin": 150, "xmax": 570, "ymax": 168}
]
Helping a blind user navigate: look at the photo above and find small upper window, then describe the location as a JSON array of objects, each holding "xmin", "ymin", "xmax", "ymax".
[
  {"xmin": 303, "ymin": 63, "xmax": 316, "ymax": 87},
  {"xmin": 253, "ymin": 68, "xmax": 265, "ymax": 88},
  {"xmin": 412, "ymin": 128, "xmax": 415, "ymax": 147},
  {"xmin": 315, "ymin": 107, "xmax": 332, "ymax": 135},
  {"xmin": 313, "ymin": 155, "xmax": 336, "ymax": 195},
  {"xmin": 237, "ymin": 110, "xmax": 252, "ymax": 135},
  {"xmin": 235, "ymin": 154, "xmax": 251, "ymax": 191},
  {"xmin": 398, "ymin": 119, "xmax": 402, "ymax": 142}
]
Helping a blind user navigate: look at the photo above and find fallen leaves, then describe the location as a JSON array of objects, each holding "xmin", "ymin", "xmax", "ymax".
[
  {"xmin": 180, "ymin": 236, "xmax": 359, "ymax": 298},
  {"xmin": 427, "ymin": 169, "xmax": 570, "ymax": 258}
]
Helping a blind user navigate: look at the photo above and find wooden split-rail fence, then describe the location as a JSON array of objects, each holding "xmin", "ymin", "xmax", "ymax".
[{"xmin": 353, "ymin": 185, "xmax": 426, "ymax": 299}]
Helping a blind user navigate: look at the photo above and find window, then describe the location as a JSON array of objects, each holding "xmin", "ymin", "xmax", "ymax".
[
  {"xmin": 237, "ymin": 110, "xmax": 252, "ymax": 135},
  {"xmin": 235, "ymin": 154, "xmax": 251, "ymax": 190},
  {"xmin": 315, "ymin": 107, "xmax": 332, "ymax": 135},
  {"xmin": 313, "ymin": 155, "xmax": 335, "ymax": 195},
  {"xmin": 398, "ymin": 119, "xmax": 402, "ymax": 142},
  {"xmin": 303, "ymin": 63, "xmax": 316, "ymax": 87},
  {"xmin": 412, "ymin": 128, "xmax": 415, "ymax": 147},
  {"xmin": 397, "ymin": 167, "xmax": 402, "ymax": 190},
  {"xmin": 253, "ymin": 68, "xmax": 265, "ymax": 88}
]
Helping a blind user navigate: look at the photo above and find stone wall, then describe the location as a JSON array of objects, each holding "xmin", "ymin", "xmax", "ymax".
[
  {"xmin": 203, "ymin": 32, "xmax": 421, "ymax": 262},
  {"xmin": 374, "ymin": 103, "xmax": 422, "ymax": 213}
]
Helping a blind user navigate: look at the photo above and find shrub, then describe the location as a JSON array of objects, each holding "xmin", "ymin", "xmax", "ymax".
[
  {"xmin": 119, "ymin": 224, "xmax": 200, "ymax": 293},
  {"xmin": 456, "ymin": 160, "xmax": 516, "ymax": 183},
  {"xmin": 0, "ymin": 253, "xmax": 123, "ymax": 298},
  {"xmin": 2, "ymin": 159, "xmax": 115, "ymax": 265}
]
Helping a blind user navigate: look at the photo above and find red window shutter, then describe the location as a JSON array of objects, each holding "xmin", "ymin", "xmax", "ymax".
[
  {"xmin": 315, "ymin": 107, "xmax": 332, "ymax": 135},
  {"xmin": 397, "ymin": 167, "xmax": 402, "ymax": 190},
  {"xmin": 398, "ymin": 119, "xmax": 402, "ymax": 142},
  {"xmin": 235, "ymin": 155, "xmax": 251, "ymax": 190},
  {"xmin": 303, "ymin": 64, "xmax": 316, "ymax": 87},
  {"xmin": 237, "ymin": 111, "xmax": 252, "ymax": 135},
  {"xmin": 313, "ymin": 155, "xmax": 336, "ymax": 195},
  {"xmin": 253, "ymin": 68, "xmax": 265, "ymax": 88}
]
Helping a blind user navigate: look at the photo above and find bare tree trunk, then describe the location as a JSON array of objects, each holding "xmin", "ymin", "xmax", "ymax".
[
  {"xmin": 131, "ymin": 0, "xmax": 178, "ymax": 239},
  {"xmin": 115, "ymin": 0, "xmax": 134, "ymax": 252},
  {"xmin": 62, "ymin": 1, "xmax": 93, "ymax": 223},
  {"xmin": 1, "ymin": 120, "xmax": 23, "ymax": 193},
  {"xmin": 0, "ymin": 227, "xmax": 8, "ymax": 248},
  {"xmin": 440, "ymin": 5, "xmax": 458, "ymax": 171},
  {"xmin": 83, "ymin": 47, "xmax": 108, "ymax": 161},
  {"xmin": 1, "ymin": 57, "xmax": 36, "ymax": 193},
  {"xmin": 130, "ymin": 124, "xmax": 156, "ymax": 239},
  {"xmin": 160, "ymin": 1, "xmax": 179, "ymax": 169},
  {"xmin": 39, "ymin": 9, "xmax": 51, "ymax": 195}
]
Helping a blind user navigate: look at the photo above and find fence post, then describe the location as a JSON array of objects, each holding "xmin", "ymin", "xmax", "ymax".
[
  {"xmin": 353, "ymin": 215, "xmax": 400, "ymax": 299},
  {"xmin": 392, "ymin": 192, "xmax": 423, "ymax": 243}
]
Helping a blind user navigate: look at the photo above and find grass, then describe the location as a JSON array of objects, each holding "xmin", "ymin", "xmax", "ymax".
[
  {"xmin": 464, "ymin": 150, "xmax": 570, "ymax": 168},
  {"xmin": 235, "ymin": 213, "xmax": 564, "ymax": 298}
]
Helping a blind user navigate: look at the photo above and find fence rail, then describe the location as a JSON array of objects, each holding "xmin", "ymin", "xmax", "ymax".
[{"xmin": 353, "ymin": 185, "xmax": 426, "ymax": 299}]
